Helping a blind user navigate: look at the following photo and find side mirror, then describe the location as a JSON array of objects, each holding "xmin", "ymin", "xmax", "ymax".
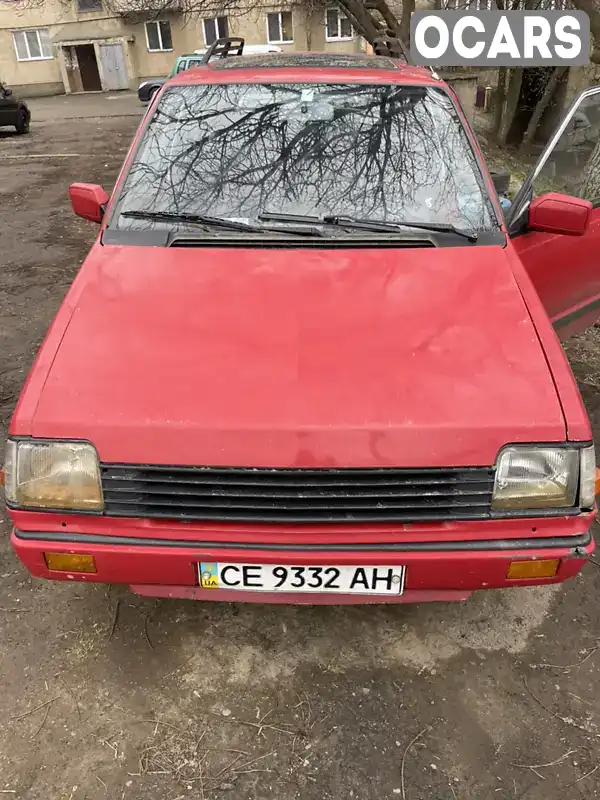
[
  {"xmin": 528, "ymin": 192, "xmax": 592, "ymax": 237},
  {"xmin": 69, "ymin": 183, "xmax": 110, "ymax": 224},
  {"xmin": 4, "ymin": 87, "xmax": 12, "ymax": 97}
]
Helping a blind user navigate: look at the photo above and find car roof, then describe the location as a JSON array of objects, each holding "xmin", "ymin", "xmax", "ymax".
[
  {"xmin": 209, "ymin": 52, "xmax": 404, "ymax": 71},
  {"xmin": 168, "ymin": 51, "xmax": 439, "ymax": 86}
]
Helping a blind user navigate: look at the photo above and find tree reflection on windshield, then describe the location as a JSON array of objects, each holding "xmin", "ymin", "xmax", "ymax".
[{"xmin": 113, "ymin": 83, "xmax": 496, "ymax": 233}]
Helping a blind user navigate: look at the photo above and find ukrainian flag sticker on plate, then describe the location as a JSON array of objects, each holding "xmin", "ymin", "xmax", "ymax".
[{"xmin": 200, "ymin": 562, "xmax": 219, "ymax": 589}]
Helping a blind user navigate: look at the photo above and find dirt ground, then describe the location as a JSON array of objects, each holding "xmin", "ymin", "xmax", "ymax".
[{"xmin": 2, "ymin": 93, "xmax": 600, "ymax": 800}]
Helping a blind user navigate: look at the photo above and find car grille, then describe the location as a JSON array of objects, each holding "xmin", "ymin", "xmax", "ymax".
[{"xmin": 100, "ymin": 464, "xmax": 495, "ymax": 524}]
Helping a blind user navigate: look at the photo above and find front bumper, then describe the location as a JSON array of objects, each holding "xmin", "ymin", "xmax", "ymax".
[{"xmin": 11, "ymin": 521, "xmax": 595, "ymax": 604}]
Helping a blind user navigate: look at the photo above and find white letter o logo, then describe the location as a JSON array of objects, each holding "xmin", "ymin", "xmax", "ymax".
[{"xmin": 414, "ymin": 17, "xmax": 449, "ymax": 60}]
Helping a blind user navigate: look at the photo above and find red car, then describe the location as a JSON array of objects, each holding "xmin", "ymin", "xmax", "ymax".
[{"xmin": 2, "ymin": 46, "xmax": 600, "ymax": 605}]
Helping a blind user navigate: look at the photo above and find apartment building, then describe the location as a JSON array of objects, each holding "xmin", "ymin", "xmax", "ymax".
[{"xmin": 0, "ymin": 0, "xmax": 366, "ymax": 95}]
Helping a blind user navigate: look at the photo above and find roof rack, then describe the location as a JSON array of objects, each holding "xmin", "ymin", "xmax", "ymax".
[
  {"xmin": 201, "ymin": 36, "xmax": 245, "ymax": 64},
  {"xmin": 371, "ymin": 35, "xmax": 440, "ymax": 78},
  {"xmin": 372, "ymin": 33, "xmax": 411, "ymax": 64}
]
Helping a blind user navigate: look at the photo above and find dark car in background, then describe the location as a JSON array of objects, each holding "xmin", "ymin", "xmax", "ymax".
[{"xmin": 0, "ymin": 85, "xmax": 30, "ymax": 134}]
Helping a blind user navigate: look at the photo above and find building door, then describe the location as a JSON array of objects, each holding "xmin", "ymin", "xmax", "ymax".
[
  {"xmin": 75, "ymin": 44, "xmax": 102, "ymax": 91},
  {"xmin": 99, "ymin": 43, "xmax": 128, "ymax": 91},
  {"xmin": 63, "ymin": 46, "xmax": 83, "ymax": 93}
]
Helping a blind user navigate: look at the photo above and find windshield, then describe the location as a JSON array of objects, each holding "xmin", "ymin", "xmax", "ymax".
[{"xmin": 112, "ymin": 83, "xmax": 497, "ymax": 234}]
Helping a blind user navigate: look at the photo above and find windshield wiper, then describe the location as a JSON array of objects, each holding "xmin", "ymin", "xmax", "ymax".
[
  {"xmin": 120, "ymin": 210, "xmax": 323, "ymax": 236},
  {"xmin": 259, "ymin": 212, "xmax": 478, "ymax": 242}
]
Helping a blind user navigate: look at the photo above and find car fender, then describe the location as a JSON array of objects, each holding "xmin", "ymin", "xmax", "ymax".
[{"xmin": 505, "ymin": 242, "xmax": 591, "ymax": 442}]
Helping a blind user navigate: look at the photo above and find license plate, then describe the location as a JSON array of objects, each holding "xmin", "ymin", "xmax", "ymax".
[{"xmin": 198, "ymin": 562, "xmax": 406, "ymax": 595}]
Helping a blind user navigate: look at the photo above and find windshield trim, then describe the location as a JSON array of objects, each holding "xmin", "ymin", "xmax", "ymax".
[
  {"xmin": 105, "ymin": 80, "xmax": 501, "ymax": 236},
  {"xmin": 102, "ymin": 226, "xmax": 506, "ymax": 248}
]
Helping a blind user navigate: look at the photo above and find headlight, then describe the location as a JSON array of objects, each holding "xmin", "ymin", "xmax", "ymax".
[
  {"xmin": 493, "ymin": 445, "xmax": 584, "ymax": 510},
  {"xmin": 4, "ymin": 439, "xmax": 103, "ymax": 511}
]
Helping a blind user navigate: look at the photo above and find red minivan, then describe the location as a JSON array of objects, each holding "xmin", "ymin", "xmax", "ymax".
[{"xmin": 3, "ymin": 47, "xmax": 600, "ymax": 605}]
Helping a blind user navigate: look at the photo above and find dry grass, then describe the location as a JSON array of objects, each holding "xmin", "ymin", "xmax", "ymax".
[
  {"xmin": 563, "ymin": 326, "xmax": 600, "ymax": 390},
  {"xmin": 129, "ymin": 695, "xmax": 328, "ymax": 796}
]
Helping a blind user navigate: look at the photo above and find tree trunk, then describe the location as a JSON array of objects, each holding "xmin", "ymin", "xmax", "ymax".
[
  {"xmin": 570, "ymin": 0, "xmax": 600, "ymax": 63},
  {"xmin": 338, "ymin": 0, "xmax": 384, "ymax": 43},
  {"xmin": 338, "ymin": 0, "xmax": 410, "ymax": 58},
  {"xmin": 490, "ymin": 0, "xmax": 516, "ymax": 138},
  {"xmin": 493, "ymin": 67, "xmax": 507, "ymax": 138},
  {"xmin": 497, "ymin": 68, "xmax": 523, "ymax": 145},
  {"xmin": 374, "ymin": 0, "xmax": 403, "ymax": 39},
  {"xmin": 398, "ymin": 0, "xmax": 414, "ymax": 48},
  {"xmin": 520, "ymin": 66, "xmax": 568, "ymax": 152},
  {"xmin": 579, "ymin": 139, "xmax": 600, "ymax": 203},
  {"xmin": 490, "ymin": 0, "xmax": 539, "ymax": 144}
]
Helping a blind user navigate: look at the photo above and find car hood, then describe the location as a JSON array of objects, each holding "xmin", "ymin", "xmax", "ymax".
[{"xmin": 28, "ymin": 243, "xmax": 565, "ymax": 468}]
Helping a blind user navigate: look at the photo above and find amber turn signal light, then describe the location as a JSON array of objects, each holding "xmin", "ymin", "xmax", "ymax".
[
  {"xmin": 507, "ymin": 559, "xmax": 559, "ymax": 580},
  {"xmin": 595, "ymin": 468, "xmax": 600, "ymax": 497},
  {"xmin": 0, "ymin": 466, "xmax": 5, "ymax": 487},
  {"xmin": 44, "ymin": 553, "xmax": 96, "ymax": 573}
]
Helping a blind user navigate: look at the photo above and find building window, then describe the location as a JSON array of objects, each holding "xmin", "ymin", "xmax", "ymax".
[
  {"xmin": 267, "ymin": 11, "xmax": 293, "ymax": 44},
  {"xmin": 145, "ymin": 20, "xmax": 173, "ymax": 52},
  {"xmin": 77, "ymin": 0, "xmax": 102, "ymax": 11},
  {"xmin": 12, "ymin": 28, "xmax": 53, "ymax": 61},
  {"xmin": 325, "ymin": 7, "xmax": 352, "ymax": 40},
  {"xmin": 203, "ymin": 16, "xmax": 229, "ymax": 46}
]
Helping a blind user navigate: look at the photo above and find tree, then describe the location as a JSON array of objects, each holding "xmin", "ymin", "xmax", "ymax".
[
  {"xmin": 520, "ymin": 65, "xmax": 568, "ymax": 151},
  {"xmin": 571, "ymin": 0, "xmax": 600, "ymax": 64},
  {"xmin": 579, "ymin": 138, "xmax": 600, "ymax": 200},
  {"xmin": 4, "ymin": 0, "xmax": 417, "ymax": 58},
  {"xmin": 337, "ymin": 0, "xmax": 413, "ymax": 58},
  {"xmin": 549, "ymin": 0, "xmax": 600, "ymax": 202},
  {"xmin": 111, "ymin": 0, "xmax": 600, "ymax": 202},
  {"xmin": 9, "ymin": 0, "xmax": 600, "ymax": 154}
]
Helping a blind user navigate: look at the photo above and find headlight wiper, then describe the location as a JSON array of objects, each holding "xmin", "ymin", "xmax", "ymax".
[
  {"xmin": 259, "ymin": 212, "xmax": 478, "ymax": 242},
  {"xmin": 120, "ymin": 210, "xmax": 323, "ymax": 236}
]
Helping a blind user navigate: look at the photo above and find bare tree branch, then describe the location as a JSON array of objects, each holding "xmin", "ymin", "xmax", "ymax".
[
  {"xmin": 520, "ymin": 65, "xmax": 568, "ymax": 150},
  {"xmin": 570, "ymin": 0, "xmax": 600, "ymax": 63}
]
